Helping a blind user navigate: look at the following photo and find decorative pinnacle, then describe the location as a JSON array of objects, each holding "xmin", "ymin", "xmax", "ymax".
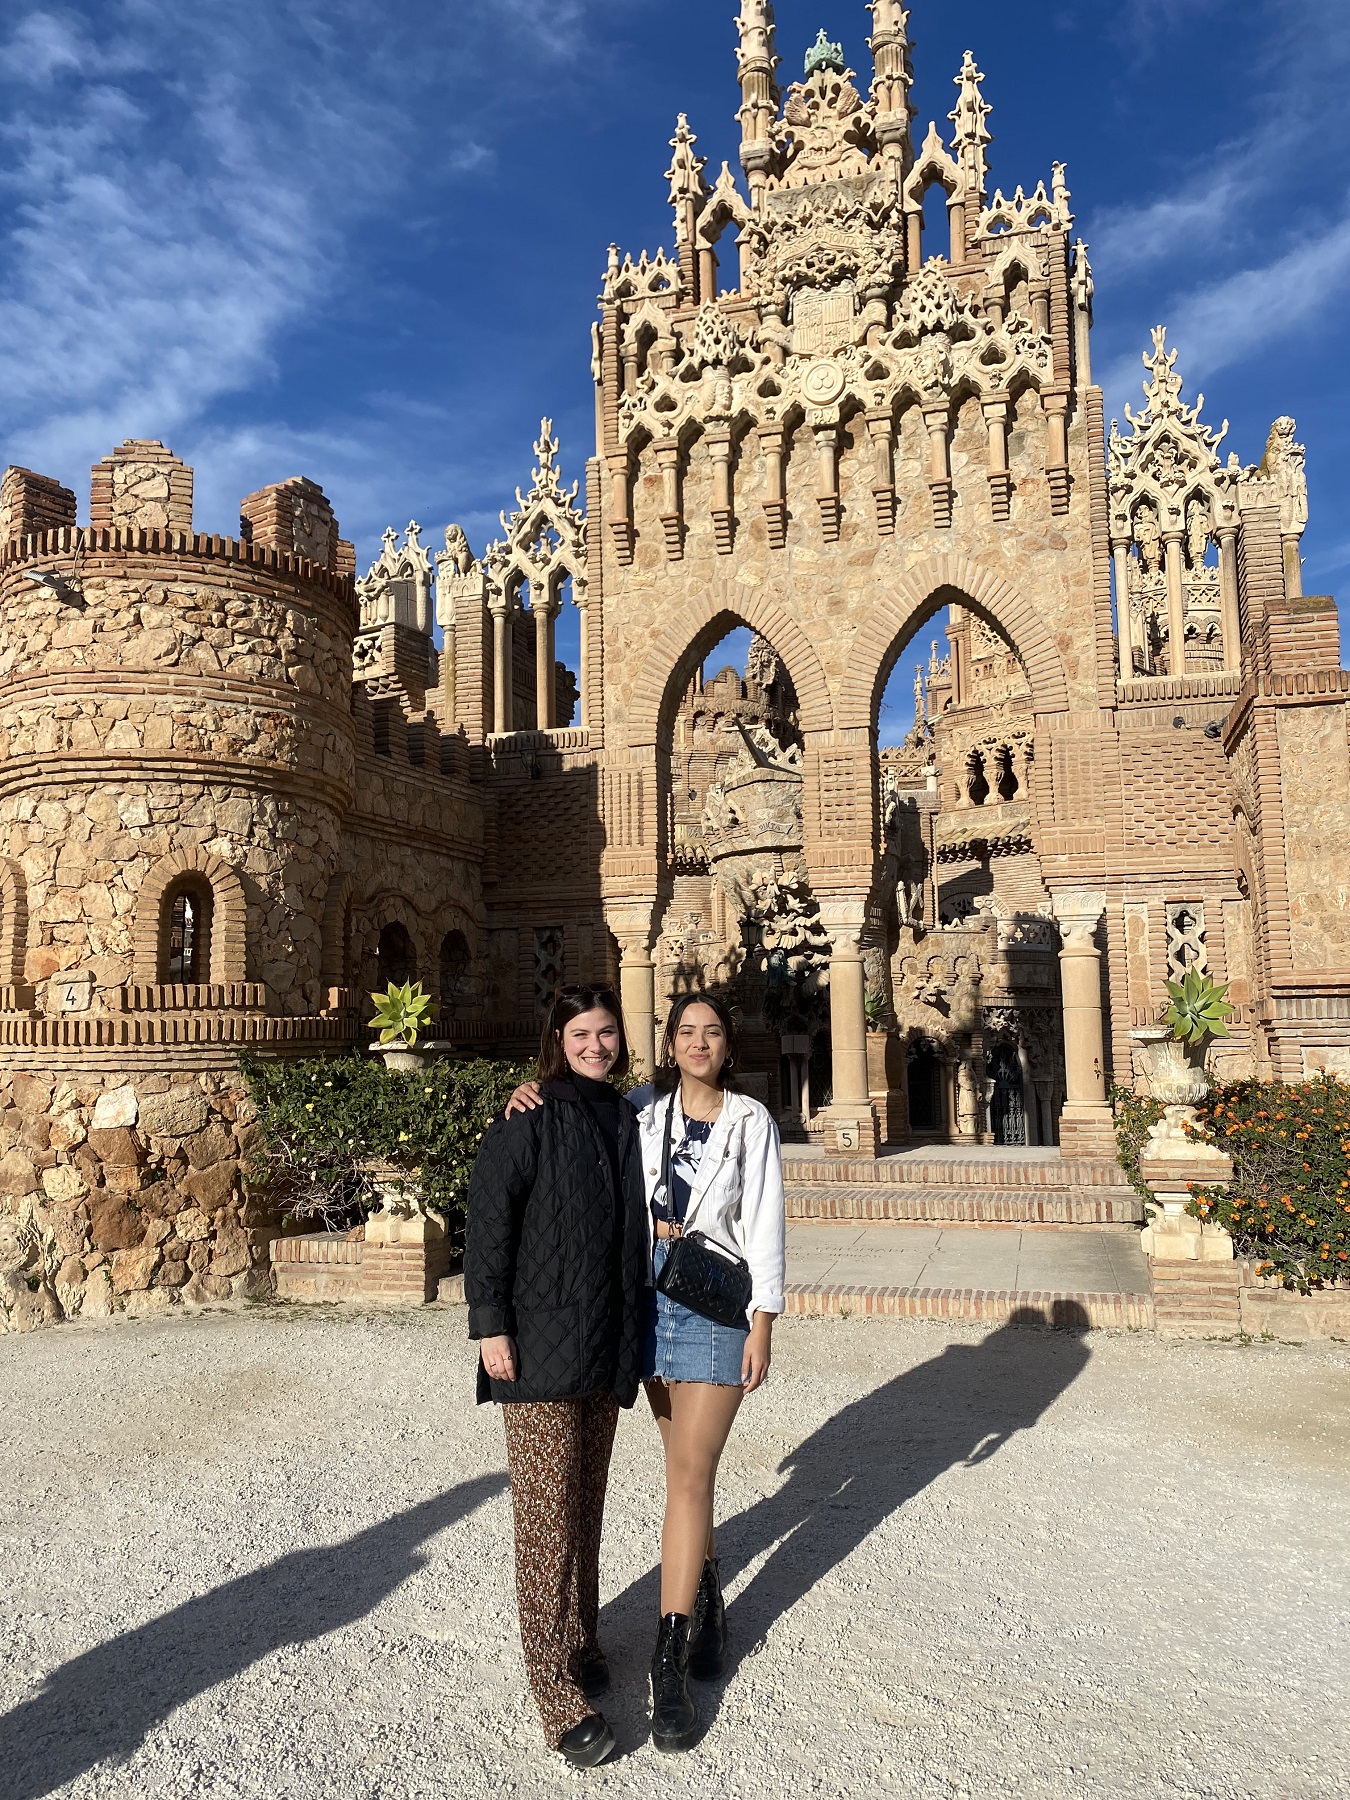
[{"xmin": 804, "ymin": 27, "xmax": 846, "ymax": 77}]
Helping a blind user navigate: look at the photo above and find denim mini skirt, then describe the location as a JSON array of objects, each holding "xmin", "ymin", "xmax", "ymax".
[{"xmin": 643, "ymin": 1238, "xmax": 749, "ymax": 1387}]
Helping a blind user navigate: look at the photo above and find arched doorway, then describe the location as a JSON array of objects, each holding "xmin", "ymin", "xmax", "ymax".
[
  {"xmin": 862, "ymin": 584, "xmax": 1066, "ymax": 1146},
  {"xmin": 377, "ymin": 921, "xmax": 415, "ymax": 989},
  {"xmin": 646, "ymin": 615, "xmax": 833, "ymax": 1136}
]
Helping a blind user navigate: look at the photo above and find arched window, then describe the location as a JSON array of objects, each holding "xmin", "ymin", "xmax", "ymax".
[
  {"xmin": 377, "ymin": 921, "xmax": 415, "ymax": 989},
  {"xmin": 162, "ymin": 879, "xmax": 213, "ymax": 984},
  {"xmin": 439, "ymin": 929, "xmax": 471, "ymax": 1018}
]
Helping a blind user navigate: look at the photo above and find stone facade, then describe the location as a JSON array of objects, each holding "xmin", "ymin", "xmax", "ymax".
[{"xmin": 1, "ymin": 2, "xmax": 1347, "ymax": 1326}]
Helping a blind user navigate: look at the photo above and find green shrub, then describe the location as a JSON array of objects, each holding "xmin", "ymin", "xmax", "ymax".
[
  {"xmin": 1109, "ymin": 1082, "xmax": 1167, "ymax": 1203},
  {"xmin": 1184, "ymin": 1074, "xmax": 1350, "ymax": 1292},
  {"xmin": 240, "ymin": 1051, "xmax": 536, "ymax": 1237}
]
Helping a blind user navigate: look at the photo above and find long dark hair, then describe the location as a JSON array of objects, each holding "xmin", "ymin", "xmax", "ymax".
[
  {"xmin": 537, "ymin": 983, "xmax": 630, "ymax": 1083},
  {"xmin": 654, "ymin": 991, "xmax": 740, "ymax": 1095}
]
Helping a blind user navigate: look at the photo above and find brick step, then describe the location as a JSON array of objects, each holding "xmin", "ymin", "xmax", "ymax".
[
  {"xmin": 783, "ymin": 1154, "xmax": 1130, "ymax": 1192},
  {"xmin": 786, "ymin": 1184, "xmax": 1143, "ymax": 1226},
  {"xmin": 784, "ymin": 1282, "xmax": 1153, "ymax": 1332}
]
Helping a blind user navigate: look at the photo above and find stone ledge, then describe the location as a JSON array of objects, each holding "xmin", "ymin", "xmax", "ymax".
[
  {"xmin": 783, "ymin": 1154, "xmax": 1133, "ymax": 1191},
  {"xmin": 785, "ymin": 1185, "xmax": 1144, "ymax": 1225},
  {"xmin": 783, "ymin": 1283, "xmax": 1153, "ymax": 1331}
]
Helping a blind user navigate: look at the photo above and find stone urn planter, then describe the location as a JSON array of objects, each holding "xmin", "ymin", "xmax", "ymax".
[
  {"xmin": 1128, "ymin": 1025, "xmax": 1233, "ymax": 1263},
  {"xmin": 358, "ymin": 1159, "xmax": 452, "ymax": 1303},
  {"xmin": 367, "ymin": 1038, "xmax": 456, "ymax": 1074}
]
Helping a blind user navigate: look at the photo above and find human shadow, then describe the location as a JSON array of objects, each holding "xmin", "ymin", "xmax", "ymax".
[
  {"xmin": 601, "ymin": 1305, "xmax": 1092, "ymax": 1744},
  {"xmin": 0, "ymin": 1472, "xmax": 507, "ymax": 1800}
]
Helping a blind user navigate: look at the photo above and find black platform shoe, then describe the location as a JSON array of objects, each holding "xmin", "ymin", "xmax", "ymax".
[
  {"xmin": 688, "ymin": 1557, "xmax": 726, "ymax": 1680},
  {"xmin": 559, "ymin": 1714, "xmax": 615, "ymax": 1768},
  {"xmin": 650, "ymin": 1611, "xmax": 698, "ymax": 1752},
  {"xmin": 579, "ymin": 1648, "xmax": 610, "ymax": 1699}
]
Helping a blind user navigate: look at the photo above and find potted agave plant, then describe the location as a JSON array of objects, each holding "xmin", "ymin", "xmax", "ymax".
[
  {"xmin": 368, "ymin": 980, "xmax": 437, "ymax": 1073},
  {"xmin": 1131, "ymin": 968, "xmax": 1236, "ymax": 1261},
  {"xmin": 1130, "ymin": 967, "xmax": 1234, "ymax": 1107}
]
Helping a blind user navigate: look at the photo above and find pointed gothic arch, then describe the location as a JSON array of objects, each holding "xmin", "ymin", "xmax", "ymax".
[
  {"xmin": 837, "ymin": 554, "xmax": 1071, "ymax": 733},
  {"xmin": 627, "ymin": 580, "xmax": 833, "ymax": 751}
]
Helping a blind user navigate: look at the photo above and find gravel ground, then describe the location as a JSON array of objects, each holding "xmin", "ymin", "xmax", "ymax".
[{"xmin": 2, "ymin": 1305, "xmax": 1348, "ymax": 1800}]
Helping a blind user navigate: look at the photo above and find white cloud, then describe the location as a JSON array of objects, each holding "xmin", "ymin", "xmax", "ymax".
[
  {"xmin": 1100, "ymin": 211, "xmax": 1350, "ymax": 407},
  {"xmin": 0, "ymin": 0, "xmax": 595, "ymax": 522},
  {"xmin": 1087, "ymin": 166, "xmax": 1245, "ymax": 277}
]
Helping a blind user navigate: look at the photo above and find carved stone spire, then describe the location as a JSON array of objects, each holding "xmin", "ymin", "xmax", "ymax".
[
  {"xmin": 736, "ymin": 1, "xmax": 780, "ymax": 202},
  {"xmin": 867, "ymin": 0, "xmax": 915, "ymax": 181},
  {"xmin": 666, "ymin": 113, "xmax": 709, "ymax": 298},
  {"xmin": 948, "ymin": 50, "xmax": 991, "ymax": 205}
]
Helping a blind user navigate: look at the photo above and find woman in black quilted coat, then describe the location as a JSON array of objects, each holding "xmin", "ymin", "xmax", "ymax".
[{"xmin": 465, "ymin": 983, "xmax": 649, "ymax": 1769}]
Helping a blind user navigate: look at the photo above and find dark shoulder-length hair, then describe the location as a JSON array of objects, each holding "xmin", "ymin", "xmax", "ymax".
[
  {"xmin": 537, "ymin": 983, "xmax": 630, "ymax": 1083},
  {"xmin": 653, "ymin": 991, "xmax": 740, "ymax": 1095}
]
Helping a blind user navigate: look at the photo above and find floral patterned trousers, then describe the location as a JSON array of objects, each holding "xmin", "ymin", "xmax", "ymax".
[{"xmin": 501, "ymin": 1390, "xmax": 620, "ymax": 1747}]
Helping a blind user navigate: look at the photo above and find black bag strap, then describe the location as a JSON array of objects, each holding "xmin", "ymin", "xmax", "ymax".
[{"xmin": 659, "ymin": 1089, "xmax": 678, "ymax": 1226}]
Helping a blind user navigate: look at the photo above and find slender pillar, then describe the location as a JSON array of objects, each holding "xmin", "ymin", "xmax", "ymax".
[
  {"xmin": 1112, "ymin": 542, "xmax": 1136, "ymax": 677},
  {"xmin": 1217, "ymin": 526, "xmax": 1241, "ymax": 671},
  {"xmin": 1282, "ymin": 535, "xmax": 1304, "ymax": 599},
  {"xmin": 825, "ymin": 944, "xmax": 879, "ymax": 1155},
  {"xmin": 577, "ymin": 601, "xmax": 591, "ymax": 730},
  {"xmin": 618, "ymin": 943, "xmax": 656, "ymax": 1081},
  {"xmin": 533, "ymin": 584, "xmax": 556, "ymax": 730},
  {"xmin": 490, "ymin": 601, "xmax": 512, "ymax": 736},
  {"xmin": 1051, "ymin": 892, "xmax": 1116, "ymax": 1154},
  {"xmin": 1163, "ymin": 531, "xmax": 1187, "ymax": 677}
]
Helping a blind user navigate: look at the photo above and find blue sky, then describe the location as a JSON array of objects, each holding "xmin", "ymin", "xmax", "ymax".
[{"xmin": 1, "ymin": 0, "xmax": 1346, "ymax": 739}]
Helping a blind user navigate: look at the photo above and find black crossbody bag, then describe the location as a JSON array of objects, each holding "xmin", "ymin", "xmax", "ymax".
[{"xmin": 654, "ymin": 1092, "xmax": 754, "ymax": 1329}]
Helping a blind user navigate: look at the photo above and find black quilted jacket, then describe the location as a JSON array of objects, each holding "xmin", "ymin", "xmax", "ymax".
[{"xmin": 465, "ymin": 1079, "xmax": 650, "ymax": 1407}]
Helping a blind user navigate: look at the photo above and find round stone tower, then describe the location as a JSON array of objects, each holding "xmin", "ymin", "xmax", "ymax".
[{"xmin": 0, "ymin": 443, "xmax": 359, "ymax": 1326}]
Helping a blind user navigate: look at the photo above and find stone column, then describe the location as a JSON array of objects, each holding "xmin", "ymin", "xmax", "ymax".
[
  {"xmin": 1163, "ymin": 532, "xmax": 1188, "ymax": 677},
  {"xmin": 577, "ymin": 600, "xmax": 591, "ymax": 730},
  {"xmin": 533, "ymin": 583, "xmax": 557, "ymax": 730},
  {"xmin": 1217, "ymin": 526, "xmax": 1241, "ymax": 670},
  {"xmin": 1112, "ymin": 542, "xmax": 1136, "ymax": 678},
  {"xmin": 1051, "ymin": 891, "xmax": 1117, "ymax": 1154},
  {"xmin": 824, "ymin": 942, "xmax": 880, "ymax": 1155},
  {"xmin": 618, "ymin": 942, "xmax": 656, "ymax": 1081},
  {"xmin": 489, "ymin": 599, "xmax": 512, "ymax": 736}
]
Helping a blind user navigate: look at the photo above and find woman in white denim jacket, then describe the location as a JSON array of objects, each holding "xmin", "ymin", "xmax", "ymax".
[{"xmin": 507, "ymin": 990, "xmax": 785, "ymax": 1753}]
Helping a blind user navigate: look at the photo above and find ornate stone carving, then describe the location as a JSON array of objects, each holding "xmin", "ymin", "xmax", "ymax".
[
  {"xmin": 1259, "ymin": 415, "xmax": 1308, "ymax": 538},
  {"xmin": 357, "ymin": 523, "xmax": 434, "ymax": 635},
  {"xmin": 482, "ymin": 419, "xmax": 588, "ymax": 612}
]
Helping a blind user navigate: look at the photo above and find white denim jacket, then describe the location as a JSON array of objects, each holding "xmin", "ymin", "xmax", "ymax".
[{"xmin": 629, "ymin": 1084, "xmax": 786, "ymax": 1317}]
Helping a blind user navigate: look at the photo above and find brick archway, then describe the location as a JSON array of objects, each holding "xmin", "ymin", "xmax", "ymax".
[
  {"xmin": 320, "ymin": 873, "xmax": 356, "ymax": 991},
  {"xmin": 0, "ymin": 856, "xmax": 28, "ymax": 988},
  {"xmin": 836, "ymin": 553, "xmax": 1072, "ymax": 731},
  {"xmin": 132, "ymin": 848, "xmax": 248, "ymax": 984},
  {"xmin": 626, "ymin": 578, "xmax": 834, "ymax": 749}
]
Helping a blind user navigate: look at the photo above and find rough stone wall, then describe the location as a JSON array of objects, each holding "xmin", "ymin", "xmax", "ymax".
[
  {"xmin": 0, "ymin": 1069, "xmax": 265, "ymax": 1334},
  {"xmin": 0, "ymin": 547, "xmax": 356, "ymax": 1016}
]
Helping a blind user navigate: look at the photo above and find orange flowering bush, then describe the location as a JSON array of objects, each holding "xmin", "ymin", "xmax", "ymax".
[{"xmin": 1184, "ymin": 1073, "xmax": 1350, "ymax": 1292}]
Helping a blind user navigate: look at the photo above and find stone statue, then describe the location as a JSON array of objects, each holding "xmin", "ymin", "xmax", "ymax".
[
  {"xmin": 1132, "ymin": 501, "xmax": 1162, "ymax": 576},
  {"xmin": 443, "ymin": 524, "xmax": 474, "ymax": 577}
]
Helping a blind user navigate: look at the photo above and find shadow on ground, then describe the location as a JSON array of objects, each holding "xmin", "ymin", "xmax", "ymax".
[
  {"xmin": 600, "ymin": 1304, "xmax": 1093, "ymax": 1752},
  {"xmin": 0, "ymin": 1473, "xmax": 507, "ymax": 1800}
]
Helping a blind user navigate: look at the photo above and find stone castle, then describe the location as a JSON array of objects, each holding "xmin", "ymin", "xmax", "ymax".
[{"xmin": 1, "ymin": 2, "xmax": 1346, "ymax": 1327}]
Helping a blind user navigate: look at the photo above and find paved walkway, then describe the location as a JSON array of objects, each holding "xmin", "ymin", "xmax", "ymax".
[{"xmin": 786, "ymin": 1221, "xmax": 1151, "ymax": 1297}]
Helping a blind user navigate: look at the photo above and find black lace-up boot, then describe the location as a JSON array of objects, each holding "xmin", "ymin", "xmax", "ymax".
[
  {"xmin": 688, "ymin": 1557, "xmax": 726, "ymax": 1680},
  {"xmin": 650, "ymin": 1611, "xmax": 698, "ymax": 1751}
]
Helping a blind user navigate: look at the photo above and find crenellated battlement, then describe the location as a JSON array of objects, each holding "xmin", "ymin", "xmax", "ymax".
[{"xmin": 0, "ymin": 522, "xmax": 357, "ymax": 603}]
